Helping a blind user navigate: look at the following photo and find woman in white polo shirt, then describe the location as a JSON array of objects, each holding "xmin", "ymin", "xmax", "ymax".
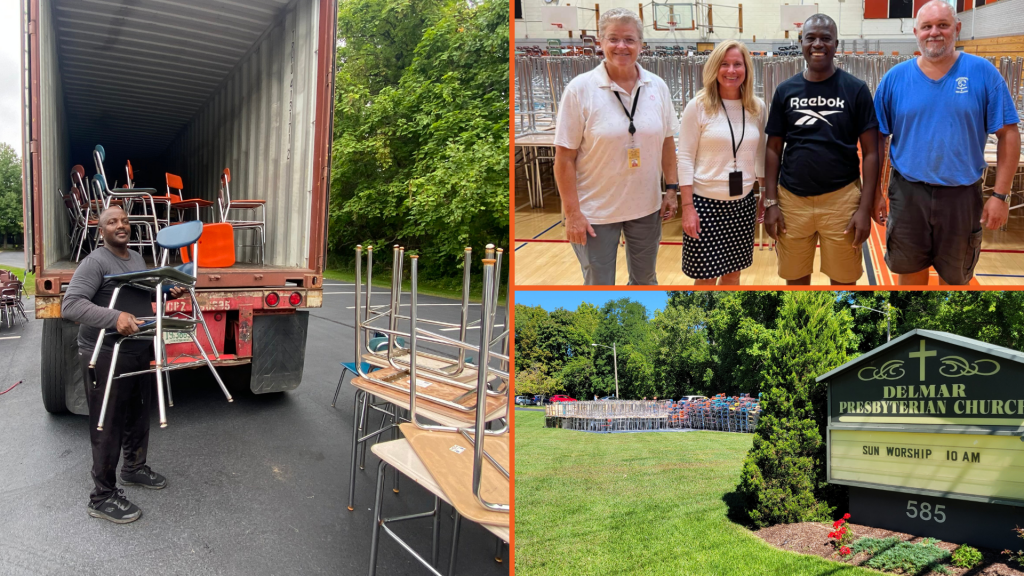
[
  {"xmin": 553, "ymin": 8, "xmax": 680, "ymax": 285},
  {"xmin": 677, "ymin": 40, "xmax": 767, "ymax": 286}
]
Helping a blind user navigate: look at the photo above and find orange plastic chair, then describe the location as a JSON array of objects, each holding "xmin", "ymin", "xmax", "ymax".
[{"xmin": 180, "ymin": 223, "xmax": 236, "ymax": 268}]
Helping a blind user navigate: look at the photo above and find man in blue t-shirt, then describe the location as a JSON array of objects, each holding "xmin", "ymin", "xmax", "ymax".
[{"xmin": 873, "ymin": 0, "xmax": 1021, "ymax": 285}]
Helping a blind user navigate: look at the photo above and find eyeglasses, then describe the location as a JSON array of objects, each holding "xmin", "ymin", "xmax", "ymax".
[{"xmin": 604, "ymin": 37, "xmax": 638, "ymax": 47}]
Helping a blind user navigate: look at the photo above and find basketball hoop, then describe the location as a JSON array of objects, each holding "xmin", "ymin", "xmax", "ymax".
[
  {"xmin": 793, "ymin": 22, "xmax": 803, "ymax": 32},
  {"xmin": 551, "ymin": 22, "xmax": 563, "ymax": 29},
  {"xmin": 667, "ymin": 20, "xmax": 678, "ymax": 31}
]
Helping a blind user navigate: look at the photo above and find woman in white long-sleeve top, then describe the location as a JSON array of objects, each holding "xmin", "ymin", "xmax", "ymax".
[{"xmin": 677, "ymin": 40, "xmax": 767, "ymax": 285}]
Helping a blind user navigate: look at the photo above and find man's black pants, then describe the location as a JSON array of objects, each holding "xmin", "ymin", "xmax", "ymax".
[{"xmin": 78, "ymin": 347, "xmax": 153, "ymax": 505}]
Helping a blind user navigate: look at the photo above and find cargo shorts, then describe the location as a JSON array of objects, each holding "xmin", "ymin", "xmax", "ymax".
[
  {"xmin": 884, "ymin": 170, "xmax": 984, "ymax": 285},
  {"xmin": 776, "ymin": 180, "xmax": 864, "ymax": 284}
]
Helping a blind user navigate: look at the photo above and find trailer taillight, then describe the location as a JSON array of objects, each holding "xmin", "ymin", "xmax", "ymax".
[
  {"xmin": 265, "ymin": 292, "xmax": 279, "ymax": 307},
  {"xmin": 289, "ymin": 292, "xmax": 302, "ymax": 306}
]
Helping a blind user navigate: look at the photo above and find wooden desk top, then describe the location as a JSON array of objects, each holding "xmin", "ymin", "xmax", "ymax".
[
  {"xmin": 371, "ymin": 439, "xmax": 509, "ymax": 540},
  {"xmin": 399, "ymin": 424, "xmax": 510, "ymax": 528}
]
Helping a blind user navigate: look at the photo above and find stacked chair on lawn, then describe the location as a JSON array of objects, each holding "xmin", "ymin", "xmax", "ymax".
[
  {"xmin": 339, "ymin": 243, "xmax": 509, "ymax": 575},
  {"xmin": 0, "ymin": 270, "xmax": 28, "ymax": 328}
]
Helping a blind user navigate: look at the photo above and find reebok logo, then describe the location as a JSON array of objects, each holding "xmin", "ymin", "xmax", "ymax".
[
  {"xmin": 794, "ymin": 109, "xmax": 842, "ymax": 126},
  {"xmin": 789, "ymin": 96, "xmax": 845, "ymax": 109}
]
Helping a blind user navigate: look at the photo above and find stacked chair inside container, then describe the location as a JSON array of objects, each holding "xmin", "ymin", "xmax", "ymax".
[{"xmin": 342, "ymin": 243, "xmax": 509, "ymax": 575}]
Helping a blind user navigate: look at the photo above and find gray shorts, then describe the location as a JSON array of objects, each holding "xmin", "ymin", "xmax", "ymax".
[
  {"xmin": 571, "ymin": 210, "xmax": 661, "ymax": 285},
  {"xmin": 884, "ymin": 170, "xmax": 983, "ymax": 285}
]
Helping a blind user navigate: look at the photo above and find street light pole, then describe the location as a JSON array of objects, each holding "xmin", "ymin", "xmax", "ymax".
[
  {"xmin": 612, "ymin": 342, "xmax": 619, "ymax": 399},
  {"xmin": 851, "ymin": 303, "xmax": 891, "ymax": 342},
  {"xmin": 592, "ymin": 342, "xmax": 620, "ymax": 399}
]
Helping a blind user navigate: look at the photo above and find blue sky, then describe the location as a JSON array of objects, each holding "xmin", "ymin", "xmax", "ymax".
[{"xmin": 514, "ymin": 290, "xmax": 670, "ymax": 316}]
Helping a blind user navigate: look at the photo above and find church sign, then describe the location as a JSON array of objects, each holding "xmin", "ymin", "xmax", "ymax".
[{"xmin": 819, "ymin": 329, "xmax": 1024, "ymax": 549}]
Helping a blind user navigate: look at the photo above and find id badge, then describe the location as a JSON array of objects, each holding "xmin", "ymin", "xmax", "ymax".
[
  {"xmin": 627, "ymin": 146, "xmax": 641, "ymax": 170},
  {"xmin": 728, "ymin": 171, "xmax": 743, "ymax": 197}
]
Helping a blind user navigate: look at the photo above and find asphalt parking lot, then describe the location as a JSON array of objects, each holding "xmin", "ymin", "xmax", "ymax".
[{"xmin": 0, "ymin": 283, "xmax": 508, "ymax": 576}]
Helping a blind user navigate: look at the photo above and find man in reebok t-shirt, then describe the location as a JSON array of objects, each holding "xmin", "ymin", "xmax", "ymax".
[
  {"xmin": 873, "ymin": 0, "xmax": 1020, "ymax": 285},
  {"xmin": 763, "ymin": 13, "xmax": 880, "ymax": 285}
]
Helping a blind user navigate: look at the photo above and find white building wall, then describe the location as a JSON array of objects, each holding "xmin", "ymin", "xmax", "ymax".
[{"xmin": 516, "ymin": 0, "xmax": 1024, "ymax": 43}]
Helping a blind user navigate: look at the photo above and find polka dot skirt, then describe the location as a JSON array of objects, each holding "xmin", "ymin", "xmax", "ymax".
[{"xmin": 682, "ymin": 193, "xmax": 757, "ymax": 279}]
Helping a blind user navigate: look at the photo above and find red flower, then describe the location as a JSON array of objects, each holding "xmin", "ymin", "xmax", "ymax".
[
  {"xmin": 828, "ymin": 531, "xmax": 836, "ymax": 539},
  {"xmin": 833, "ymin": 520, "xmax": 842, "ymax": 529},
  {"xmin": 840, "ymin": 546, "xmax": 852, "ymax": 556},
  {"xmin": 843, "ymin": 513, "xmax": 851, "ymax": 520},
  {"xmin": 839, "ymin": 527, "xmax": 847, "ymax": 535}
]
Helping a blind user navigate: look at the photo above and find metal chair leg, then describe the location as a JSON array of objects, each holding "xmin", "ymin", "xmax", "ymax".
[
  {"xmin": 189, "ymin": 332, "xmax": 232, "ymax": 402},
  {"xmin": 392, "ymin": 406, "xmax": 400, "ymax": 494},
  {"xmin": 332, "ymin": 367, "xmax": 350, "ymax": 408},
  {"xmin": 359, "ymin": 393, "xmax": 371, "ymax": 470},
  {"xmin": 432, "ymin": 497, "xmax": 441, "ymax": 566},
  {"xmin": 347, "ymin": 389, "xmax": 363, "ymax": 511},
  {"xmin": 96, "ymin": 339, "xmax": 124, "ymax": 431},
  {"xmin": 495, "ymin": 537, "xmax": 504, "ymax": 563},
  {"xmin": 446, "ymin": 511, "xmax": 462, "ymax": 576},
  {"xmin": 367, "ymin": 460, "xmax": 387, "ymax": 576},
  {"xmin": 163, "ymin": 340, "xmax": 173, "ymax": 407}
]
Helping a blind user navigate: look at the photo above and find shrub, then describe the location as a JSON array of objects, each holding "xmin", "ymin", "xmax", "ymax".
[
  {"xmin": 736, "ymin": 292, "xmax": 856, "ymax": 527},
  {"xmin": 951, "ymin": 544, "xmax": 982, "ymax": 569},
  {"xmin": 854, "ymin": 537, "xmax": 951, "ymax": 575},
  {"xmin": 1003, "ymin": 525, "xmax": 1024, "ymax": 566}
]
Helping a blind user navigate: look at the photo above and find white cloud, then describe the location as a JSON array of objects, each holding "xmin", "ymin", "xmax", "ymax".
[{"xmin": 0, "ymin": 0, "xmax": 23, "ymax": 159}]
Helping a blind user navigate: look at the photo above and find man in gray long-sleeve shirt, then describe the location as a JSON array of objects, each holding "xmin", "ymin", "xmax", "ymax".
[{"xmin": 62, "ymin": 206, "xmax": 185, "ymax": 523}]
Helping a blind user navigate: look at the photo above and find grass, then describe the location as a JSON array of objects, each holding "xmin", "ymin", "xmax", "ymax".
[
  {"xmin": 322, "ymin": 264, "xmax": 507, "ymax": 305},
  {"xmin": 0, "ymin": 265, "xmax": 34, "ymax": 296},
  {"xmin": 514, "ymin": 410, "xmax": 878, "ymax": 576}
]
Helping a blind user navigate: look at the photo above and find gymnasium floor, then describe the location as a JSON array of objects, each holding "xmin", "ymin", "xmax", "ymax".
[{"xmin": 513, "ymin": 186, "xmax": 1024, "ymax": 287}]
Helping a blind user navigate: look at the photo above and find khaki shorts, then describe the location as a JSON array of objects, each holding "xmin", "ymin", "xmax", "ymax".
[{"xmin": 776, "ymin": 181, "xmax": 864, "ymax": 283}]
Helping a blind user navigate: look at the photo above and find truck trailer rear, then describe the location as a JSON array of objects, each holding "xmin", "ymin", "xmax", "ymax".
[{"xmin": 20, "ymin": 0, "xmax": 338, "ymax": 414}]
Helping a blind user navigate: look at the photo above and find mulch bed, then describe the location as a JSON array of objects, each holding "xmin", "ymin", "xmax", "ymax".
[{"xmin": 755, "ymin": 521, "xmax": 1024, "ymax": 576}]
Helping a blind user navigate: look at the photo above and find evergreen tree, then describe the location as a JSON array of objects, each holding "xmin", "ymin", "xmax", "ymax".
[{"xmin": 736, "ymin": 291, "xmax": 856, "ymax": 527}]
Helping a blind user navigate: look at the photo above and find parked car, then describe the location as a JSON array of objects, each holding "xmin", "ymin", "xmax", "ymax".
[
  {"xmin": 550, "ymin": 395, "xmax": 577, "ymax": 403},
  {"xmin": 515, "ymin": 396, "xmax": 536, "ymax": 406},
  {"xmin": 679, "ymin": 395, "xmax": 708, "ymax": 403},
  {"xmin": 598, "ymin": 395, "xmax": 616, "ymax": 401}
]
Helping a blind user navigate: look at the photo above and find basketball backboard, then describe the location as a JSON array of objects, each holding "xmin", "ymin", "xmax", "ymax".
[
  {"xmin": 781, "ymin": 4, "xmax": 819, "ymax": 31},
  {"xmin": 539, "ymin": 6, "xmax": 579, "ymax": 32},
  {"xmin": 653, "ymin": 3, "xmax": 696, "ymax": 31}
]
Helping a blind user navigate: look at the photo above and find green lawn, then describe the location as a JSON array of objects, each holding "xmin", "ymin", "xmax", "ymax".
[
  {"xmin": 514, "ymin": 410, "xmax": 876, "ymax": 576},
  {"xmin": 322, "ymin": 266, "xmax": 506, "ymax": 305},
  {"xmin": 0, "ymin": 265, "xmax": 34, "ymax": 296}
]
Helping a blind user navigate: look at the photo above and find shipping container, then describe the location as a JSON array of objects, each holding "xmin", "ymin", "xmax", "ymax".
[{"xmin": 20, "ymin": 0, "xmax": 338, "ymax": 414}]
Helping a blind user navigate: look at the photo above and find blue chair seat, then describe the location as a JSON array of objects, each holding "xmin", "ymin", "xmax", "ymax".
[{"xmin": 341, "ymin": 361, "xmax": 375, "ymax": 375}]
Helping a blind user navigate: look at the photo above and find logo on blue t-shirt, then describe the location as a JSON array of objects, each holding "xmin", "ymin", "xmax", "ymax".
[{"xmin": 955, "ymin": 77, "xmax": 968, "ymax": 94}]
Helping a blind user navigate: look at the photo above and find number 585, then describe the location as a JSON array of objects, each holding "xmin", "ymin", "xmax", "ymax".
[{"xmin": 907, "ymin": 500, "xmax": 946, "ymax": 523}]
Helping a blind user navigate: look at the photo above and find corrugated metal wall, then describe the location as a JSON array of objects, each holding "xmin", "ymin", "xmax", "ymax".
[
  {"xmin": 165, "ymin": 0, "xmax": 320, "ymax": 268},
  {"xmin": 40, "ymin": 0, "xmax": 70, "ymax": 267}
]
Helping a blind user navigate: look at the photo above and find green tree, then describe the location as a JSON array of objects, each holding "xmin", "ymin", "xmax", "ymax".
[
  {"xmin": 514, "ymin": 367, "xmax": 561, "ymax": 397},
  {"xmin": 736, "ymin": 291, "xmax": 857, "ymax": 527},
  {"xmin": 329, "ymin": 0, "xmax": 508, "ymax": 278},
  {"xmin": 0, "ymin": 144, "xmax": 23, "ymax": 248},
  {"xmin": 651, "ymin": 303, "xmax": 709, "ymax": 399}
]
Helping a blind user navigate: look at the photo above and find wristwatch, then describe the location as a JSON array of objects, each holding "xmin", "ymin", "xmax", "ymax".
[
  {"xmin": 763, "ymin": 198, "xmax": 779, "ymax": 209},
  {"xmin": 665, "ymin": 183, "xmax": 679, "ymax": 191},
  {"xmin": 992, "ymin": 192, "xmax": 1011, "ymax": 204}
]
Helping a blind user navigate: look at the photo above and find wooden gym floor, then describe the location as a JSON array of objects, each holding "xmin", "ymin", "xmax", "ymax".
[{"xmin": 513, "ymin": 187, "xmax": 1024, "ymax": 287}]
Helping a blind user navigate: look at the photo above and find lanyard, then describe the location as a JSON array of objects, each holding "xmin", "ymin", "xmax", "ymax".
[
  {"xmin": 724, "ymin": 103, "xmax": 746, "ymax": 170},
  {"xmin": 614, "ymin": 85, "xmax": 642, "ymax": 138}
]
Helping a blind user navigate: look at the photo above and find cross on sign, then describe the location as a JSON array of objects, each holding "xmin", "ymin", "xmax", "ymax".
[{"xmin": 908, "ymin": 339, "xmax": 936, "ymax": 381}]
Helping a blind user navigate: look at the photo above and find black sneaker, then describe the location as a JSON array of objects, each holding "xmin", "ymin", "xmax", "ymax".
[
  {"xmin": 120, "ymin": 465, "xmax": 168, "ymax": 490},
  {"xmin": 88, "ymin": 488, "xmax": 142, "ymax": 524}
]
